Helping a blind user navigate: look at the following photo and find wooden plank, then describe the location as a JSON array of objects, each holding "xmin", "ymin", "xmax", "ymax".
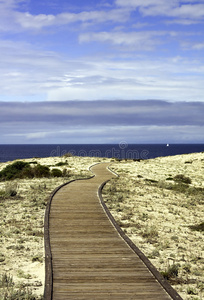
[{"xmin": 44, "ymin": 162, "xmax": 183, "ymax": 300}]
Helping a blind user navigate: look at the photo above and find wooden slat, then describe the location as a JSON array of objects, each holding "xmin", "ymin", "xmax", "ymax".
[{"xmin": 44, "ymin": 162, "xmax": 183, "ymax": 299}]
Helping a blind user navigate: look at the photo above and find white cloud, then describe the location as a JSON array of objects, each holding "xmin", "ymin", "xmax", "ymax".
[
  {"xmin": 116, "ymin": 0, "xmax": 204, "ymax": 21},
  {"xmin": 0, "ymin": 0, "xmax": 130, "ymax": 33},
  {"xmin": 171, "ymin": 4, "xmax": 204, "ymax": 19},
  {"xmin": 0, "ymin": 40, "xmax": 67, "ymax": 96},
  {"xmin": 180, "ymin": 39, "xmax": 204, "ymax": 50},
  {"xmin": 0, "ymin": 0, "xmax": 29, "ymax": 31},
  {"xmin": 47, "ymin": 74, "xmax": 204, "ymax": 102},
  {"xmin": 25, "ymin": 132, "xmax": 48, "ymax": 139},
  {"xmin": 0, "ymin": 0, "xmax": 27, "ymax": 10},
  {"xmin": 192, "ymin": 42, "xmax": 204, "ymax": 50},
  {"xmin": 14, "ymin": 8, "xmax": 130, "ymax": 30},
  {"xmin": 1, "ymin": 0, "xmax": 204, "ymax": 34},
  {"xmin": 0, "ymin": 37, "xmax": 203, "ymax": 102},
  {"xmin": 116, "ymin": 0, "xmax": 168, "ymax": 7},
  {"xmin": 1, "ymin": 100, "xmax": 204, "ymax": 143},
  {"xmin": 3, "ymin": 124, "xmax": 204, "ymax": 144},
  {"xmin": 166, "ymin": 19, "xmax": 202, "ymax": 25},
  {"xmin": 0, "ymin": 0, "xmax": 203, "ymax": 103},
  {"xmin": 79, "ymin": 30, "xmax": 169, "ymax": 50}
]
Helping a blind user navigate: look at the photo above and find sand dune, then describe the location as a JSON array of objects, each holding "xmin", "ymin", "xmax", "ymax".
[
  {"xmin": 104, "ymin": 152, "xmax": 204, "ymax": 300},
  {"xmin": 0, "ymin": 153, "xmax": 203, "ymax": 299}
]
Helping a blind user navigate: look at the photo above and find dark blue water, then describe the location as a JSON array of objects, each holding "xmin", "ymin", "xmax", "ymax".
[{"xmin": 0, "ymin": 144, "xmax": 203, "ymax": 163}]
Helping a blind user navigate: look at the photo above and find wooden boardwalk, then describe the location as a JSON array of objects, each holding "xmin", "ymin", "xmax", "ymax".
[{"xmin": 44, "ymin": 162, "xmax": 182, "ymax": 299}]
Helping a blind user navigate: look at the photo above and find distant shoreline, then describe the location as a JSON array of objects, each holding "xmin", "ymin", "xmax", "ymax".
[{"xmin": 0, "ymin": 143, "xmax": 204, "ymax": 163}]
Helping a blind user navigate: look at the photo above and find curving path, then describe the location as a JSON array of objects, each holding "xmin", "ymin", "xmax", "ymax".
[{"xmin": 44, "ymin": 162, "xmax": 182, "ymax": 300}]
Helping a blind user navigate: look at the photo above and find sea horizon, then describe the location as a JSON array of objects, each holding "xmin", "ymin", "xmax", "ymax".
[{"xmin": 0, "ymin": 143, "xmax": 204, "ymax": 163}]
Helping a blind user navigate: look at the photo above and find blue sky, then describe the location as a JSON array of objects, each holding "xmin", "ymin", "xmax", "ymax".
[{"xmin": 0, "ymin": 0, "xmax": 204, "ymax": 144}]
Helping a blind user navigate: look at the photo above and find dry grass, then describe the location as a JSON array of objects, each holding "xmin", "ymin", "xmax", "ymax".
[
  {"xmin": 1, "ymin": 152, "xmax": 203, "ymax": 299},
  {"xmin": 0, "ymin": 155, "xmax": 109, "ymax": 299},
  {"xmin": 104, "ymin": 152, "xmax": 204, "ymax": 300}
]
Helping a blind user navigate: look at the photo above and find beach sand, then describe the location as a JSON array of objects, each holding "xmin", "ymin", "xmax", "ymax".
[
  {"xmin": 0, "ymin": 153, "xmax": 203, "ymax": 299},
  {"xmin": 104, "ymin": 152, "xmax": 204, "ymax": 300},
  {"xmin": 0, "ymin": 155, "xmax": 109, "ymax": 298}
]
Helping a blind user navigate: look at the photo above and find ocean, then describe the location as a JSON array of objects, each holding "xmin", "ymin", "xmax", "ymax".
[{"xmin": 0, "ymin": 144, "xmax": 204, "ymax": 163}]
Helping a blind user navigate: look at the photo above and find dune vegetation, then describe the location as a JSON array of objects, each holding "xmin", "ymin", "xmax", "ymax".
[
  {"xmin": 0, "ymin": 152, "xmax": 203, "ymax": 300},
  {"xmin": 103, "ymin": 152, "xmax": 204, "ymax": 300},
  {"xmin": 0, "ymin": 155, "xmax": 108, "ymax": 299}
]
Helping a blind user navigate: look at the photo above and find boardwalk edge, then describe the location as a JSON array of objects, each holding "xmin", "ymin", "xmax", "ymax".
[
  {"xmin": 98, "ymin": 165, "xmax": 183, "ymax": 300},
  {"xmin": 44, "ymin": 168, "xmax": 97, "ymax": 299}
]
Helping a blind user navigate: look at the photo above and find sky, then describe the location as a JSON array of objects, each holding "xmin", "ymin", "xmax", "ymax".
[{"xmin": 0, "ymin": 0, "xmax": 204, "ymax": 144}]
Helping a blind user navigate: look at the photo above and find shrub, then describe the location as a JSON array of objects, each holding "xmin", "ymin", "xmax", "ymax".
[
  {"xmin": 0, "ymin": 254, "xmax": 5, "ymax": 263},
  {"xmin": 0, "ymin": 183, "xmax": 18, "ymax": 199},
  {"xmin": 1, "ymin": 284, "xmax": 40, "ymax": 300},
  {"xmin": 32, "ymin": 255, "xmax": 43, "ymax": 263},
  {"xmin": 161, "ymin": 264, "xmax": 180, "ymax": 280},
  {"xmin": 187, "ymin": 286, "xmax": 197, "ymax": 295},
  {"xmin": 113, "ymin": 158, "xmax": 122, "ymax": 162},
  {"xmin": 0, "ymin": 273, "xmax": 14, "ymax": 288},
  {"xmin": 51, "ymin": 168, "xmax": 62, "ymax": 177},
  {"xmin": 17, "ymin": 269, "xmax": 32, "ymax": 279},
  {"xmin": 5, "ymin": 182, "xmax": 18, "ymax": 197},
  {"xmin": 189, "ymin": 222, "xmax": 204, "ymax": 232},
  {"xmin": 0, "ymin": 161, "xmax": 53, "ymax": 180},
  {"xmin": 62, "ymin": 168, "xmax": 69, "ymax": 177},
  {"xmin": 0, "ymin": 161, "xmax": 29, "ymax": 180},
  {"xmin": 173, "ymin": 174, "xmax": 192, "ymax": 184},
  {"xmin": 32, "ymin": 165, "xmax": 50, "ymax": 178},
  {"xmin": 183, "ymin": 263, "xmax": 191, "ymax": 273},
  {"xmin": 20, "ymin": 165, "xmax": 35, "ymax": 179},
  {"xmin": 63, "ymin": 152, "xmax": 73, "ymax": 157},
  {"xmin": 0, "ymin": 189, "xmax": 6, "ymax": 199},
  {"xmin": 55, "ymin": 162, "xmax": 68, "ymax": 166},
  {"xmin": 141, "ymin": 225, "xmax": 159, "ymax": 243},
  {"xmin": 145, "ymin": 178, "xmax": 158, "ymax": 183},
  {"xmin": 148, "ymin": 249, "xmax": 160, "ymax": 259},
  {"xmin": 165, "ymin": 182, "xmax": 189, "ymax": 193}
]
